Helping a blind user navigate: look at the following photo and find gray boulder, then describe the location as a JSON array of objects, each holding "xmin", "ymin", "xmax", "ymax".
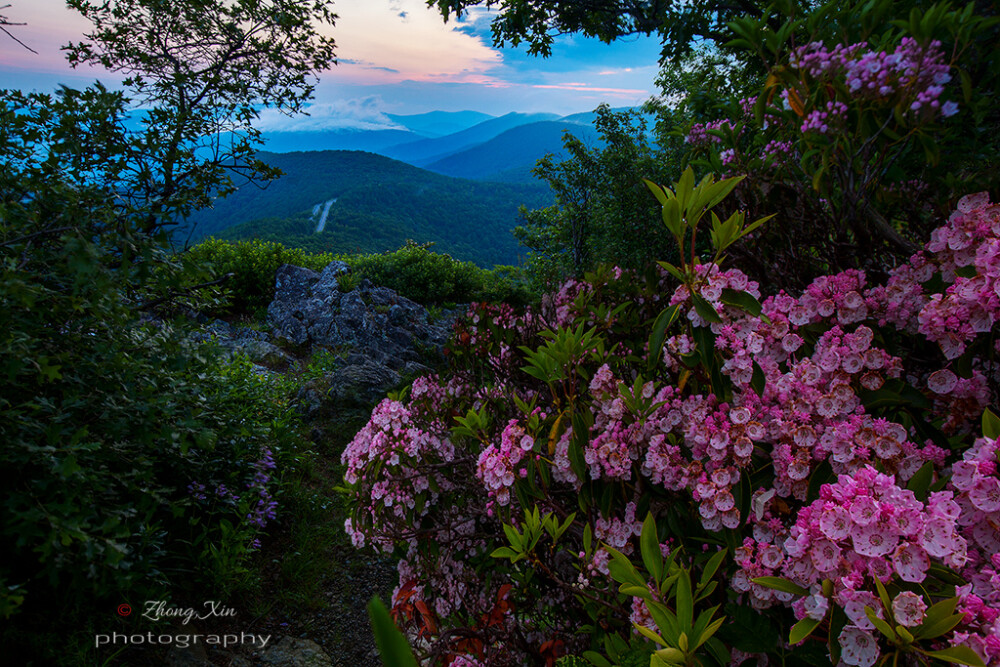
[
  {"xmin": 257, "ymin": 637, "xmax": 334, "ymax": 667},
  {"xmin": 326, "ymin": 360, "xmax": 402, "ymax": 406},
  {"xmin": 267, "ymin": 262, "xmax": 450, "ymax": 360},
  {"xmin": 201, "ymin": 319, "xmax": 293, "ymax": 369}
]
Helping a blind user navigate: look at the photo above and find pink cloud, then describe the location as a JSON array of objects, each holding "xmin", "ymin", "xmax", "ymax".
[{"xmin": 532, "ymin": 83, "xmax": 648, "ymax": 95}]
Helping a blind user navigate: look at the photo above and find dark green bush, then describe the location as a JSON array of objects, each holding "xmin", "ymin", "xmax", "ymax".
[
  {"xmin": 348, "ymin": 240, "xmax": 533, "ymax": 305},
  {"xmin": 192, "ymin": 238, "xmax": 538, "ymax": 313},
  {"xmin": 189, "ymin": 237, "xmax": 335, "ymax": 316},
  {"xmin": 0, "ymin": 88, "xmax": 308, "ymax": 627}
]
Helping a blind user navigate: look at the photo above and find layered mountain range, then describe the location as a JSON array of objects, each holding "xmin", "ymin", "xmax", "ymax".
[{"xmin": 186, "ymin": 109, "xmax": 625, "ymax": 265}]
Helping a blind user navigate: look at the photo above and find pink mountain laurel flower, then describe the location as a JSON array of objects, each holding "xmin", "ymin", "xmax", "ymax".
[{"xmin": 892, "ymin": 591, "xmax": 928, "ymax": 627}]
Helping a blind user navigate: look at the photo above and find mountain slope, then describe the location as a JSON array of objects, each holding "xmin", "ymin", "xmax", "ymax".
[
  {"xmin": 260, "ymin": 128, "xmax": 423, "ymax": 154},
  {"xmin": 184, "ymin": 150, "xmax": 553, "ymax": 266},
  {"xmin": 423, "ymin": 120, "xmax": 600, "ymax": 182},
  {"xmin": 387, "ymin": 110, "xmax": 495, "ymax": 138},
  {"xmin": 380, "ymin": 112, "xmax": 561, "ymax": 165}
]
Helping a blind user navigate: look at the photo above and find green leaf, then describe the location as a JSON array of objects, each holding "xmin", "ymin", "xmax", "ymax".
[
  {"xmin": 789, "ymin": 617, "xmax": 821, "ymax": 645},
  {"xmin": 696, "ymin": 616, "xmax": 725, "ymax": 649},
  {"xmin": 641, "ymin": 513, "xmax": 664, "ymax": 582},
  {"xmin": 705, "ymin": 175, "xmax": 744, "ymax": 209},
  {"xmin": 751, "ymin": 577, "xmax": 808, "ymax": 597},
  {"xmin": 658, "ymin": 261, "xmax": 685, "ymax": 282},
  {"xmin": 490, "ymin": 546, "xmax": 519, "ymax": 560},
  {"xmin": 906, "ymin": 461, "xmax": 935, "ymax": 501},
  {"xmin": 983, "ymin": 408, "xmax": 1000, "ymax": 439},
  {"xmin": 698, "ymin": 550, "xmax": 727, "ymax": 592},
  {"xmin": 704, "ymin": 637, "xmax": 731, "ymax": 666},
  {"xmin": 502, "ymin": 523, "xmax": 522, "ymax": 550},
  {"xmin": 720, "ymin": 288, "xmax": 763, "ymax": 316},
  {"xmin": 691, "ymin": 294, "xmax": 722, "ymax": 324},
  {"xmin": 873, "ymin": 578, "xmax": 892, "ymax": 620},
  {"xmin": 606, "ymin": 546, "xmax": 646, "ymax": 588},
  {"xmin": 648, "ymin": 600, "xmax": 681, "ymax": 643},
  {"xmin": 662, "ymin": 197, "xmax": 684, "ymax": 239},
  {"xmin": 865, "ymin": 606, "xmax": 895, "ymax": 640},
  {"xmin": 676, "ymin": 569, "xmax": 693, "ymax": 629},
  {"xmin": 582, "ymin": 650, "xmax": 613, "ymax": 667},
  {"xmin": 620, "ymin": 583, "xmax": 654, "ymax": 599},
  {"xmin": 750, "ymin": 361, "xmax": 766, "ymax": 396},
  {"xmin": 676, "ymin": 167, "xmax": 695, "ymax": 208},
  {"xmin": 649, "ymin": 305, "xmax": 680, "ymax": 367},
  {"xmin": 917, "ymin": 612, "xmax": 964, "ymax": 640},
  {"xmin": 635, "ymin": 623, "xmax": 668, "ymax": 647},
  {"xmin": 921, "ymin": 596, "xmax": 959, "ymax": 628},
  {"xmin": 922, "ymin": 646, "xmax": 987, "ymax": 667},
  {"xmin": 644, "ymin": 178, "xmax": 670, "ymax": 206},
  {"xmin": 367, "ymin": 597, "xmax": 419, "ymax": 667}
]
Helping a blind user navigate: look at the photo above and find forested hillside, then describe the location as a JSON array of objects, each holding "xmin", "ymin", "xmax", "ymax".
[
  {"xmin": 184, "ymin": 150, "xmax": 553, "ymax": 265},
  {"xmin": 422, "ymin": 120, "xmax": 602, "ymax": 182}
]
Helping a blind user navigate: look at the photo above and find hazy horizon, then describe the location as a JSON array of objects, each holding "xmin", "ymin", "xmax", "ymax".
[{"xmin": 0, "ymin": 0, "xmax": 665, "ymax": 128}]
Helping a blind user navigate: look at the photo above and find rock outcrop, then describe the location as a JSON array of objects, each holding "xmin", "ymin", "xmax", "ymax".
[
  {"xmin": 267, "ymin": 262, "xmax": 449, "ymax": 356},
  {"xmin": 265, "ymin": 262, "xmax": 455, "ymax": 412}
]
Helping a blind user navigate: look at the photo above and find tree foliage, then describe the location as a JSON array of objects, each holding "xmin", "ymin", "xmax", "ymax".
[
  {"xmin": 514, "ymin": 0, "xmax": 1000, "ymax": 289},
  {"xmin": 0, "ymin": 0, "xmax": 335, "ymax": 643},
  {"xmin": 64, "ymin": 0, "xmax": 336, "ymax": 234},
  {"xmin": 515, "ymin": 105, "xmax": 684, "ymax": 285},
  {"xmin": 428, "ymin": 0, "xmax": 768, "ymax": 61}
]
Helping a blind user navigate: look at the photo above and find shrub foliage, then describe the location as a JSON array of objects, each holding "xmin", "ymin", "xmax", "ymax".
[{"xmin": 344, "ymin": 172, "xmax": 1000, "ymax": 666}]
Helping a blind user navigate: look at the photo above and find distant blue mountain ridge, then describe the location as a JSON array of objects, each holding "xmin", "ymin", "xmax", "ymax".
[
  {"xmin": 182, "ymin": 107, "xmax": 647, "ymax": 264},
  {"xmin": 258, "ymin": 108, "xmax": 640, "ymax": 185}
]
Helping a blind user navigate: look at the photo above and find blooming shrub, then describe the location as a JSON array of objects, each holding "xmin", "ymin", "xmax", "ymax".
[
  {"xmin": 677, "ymin": 1, "xmax": 998, "ymax": 289},
  {"xmin": 343, "ymin": 180, "xmax": 1000, "ymax": 666}
]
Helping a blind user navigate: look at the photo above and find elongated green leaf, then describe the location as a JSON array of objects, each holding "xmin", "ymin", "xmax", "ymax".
[
  {"xmin": 720, "ymin": 288, "xmax": 763, "ymax": 316},
  {"xmin": 691, "ymin": 294, "xmax": 722, "ymax": 323},
  {"xmin": 582, "ymin": 650, "xmax": 613, "ymax": 667},
  {"xmin": 705, "ymin": 637, "xmax": 731, "ymax": 666},
  {"xmin": 606, "ymin": 546, "xmax": 646, "ymax": 588},
  {"xmin": 635, "ymin": 623, "xmax": 668, "ymax": 646},
  {"xmin": 906, "ymin": 461, "xmax": 935, "ymax": 500},
  {"xmin": 873, "ymin": 578, "xmax": 892, "ymax": 620},
  {"xmin": 649, "ymin": 305, "xmax": 680, "ymax": 366},
  {"xmin": 916, "ymin": 612, "xmax": 964, "ymax": 640},
  {"xmin": 676, "ymin": 167, "xmax": 695, "ymax": 208},
  {"xmin": 789, "ymin": 617, "xmax": 821, "ymax": 645},
  {"xmin": 865, "ymin": 606, "xmax": 895, "ymax": 640},
  {"xmin": 676, "ymin": 569, "xmax": 693, "ymax": 629},
  {"xmin": 752, "ymin": 576, "xmax": 808, "ymax": 597},
  {"xmin": 641, "ymin": 513, "xmax": 664, "ymax": 582},
  {"xmin": 698, "ymin": 550, "xmax": 727, "ymax": 591},
  {"xmin": 490, "ymin": 546, "xmax": 519, "ymax": 559},
  {"xmin": 648, "ymin": 600, "xmax": 681, "ymax": 643},
  {"xmin": 662, "ymin": 197, "xmax": 684, "ymax": 238},
  {"xmin": 739, "ymin": 213, "xmax": 775, "ymax": 240},
  {"xmin": 751, "ymin": 361, "xmax": 766, "ymax": 396},
  {"xmin": 644, "ymin": 178, "xmax": 670, "ymax": 206},
  {"xmin": 697, "ymin": 616, "xmax": 725, "ymax": 649},
  {"xmin": 620, "ymin": 583, "xmax": 654, "ymax": 599},
  {"xmin": 367, "ymin": 597, "xmax": 419, "ymax": 667},
  {"xmin": 658, "ymin": 260, "xmax": 685, "ymax": 282},
  {"xmin": 922, "ymin": 646, "xmax": 987, "ymax": 667},
  {"xmin": 502, "ymin": 523, "xmax": 522, "ymax": 549},
  {"xmin": 706, "ymin": 175, "xmax": 744, "ymax": 209},
  {"xmin": 921, "ymin": 596, "xmax": 959, "ymax": 626},
  {"xmin": 983, "ymin": 408, "xmax": 1000, "ymax": 439}
]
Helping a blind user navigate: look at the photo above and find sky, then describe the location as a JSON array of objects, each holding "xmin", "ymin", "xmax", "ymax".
[{"xmin": 0, "ymin": 0, "xmax": 665, "ymax": 131}]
